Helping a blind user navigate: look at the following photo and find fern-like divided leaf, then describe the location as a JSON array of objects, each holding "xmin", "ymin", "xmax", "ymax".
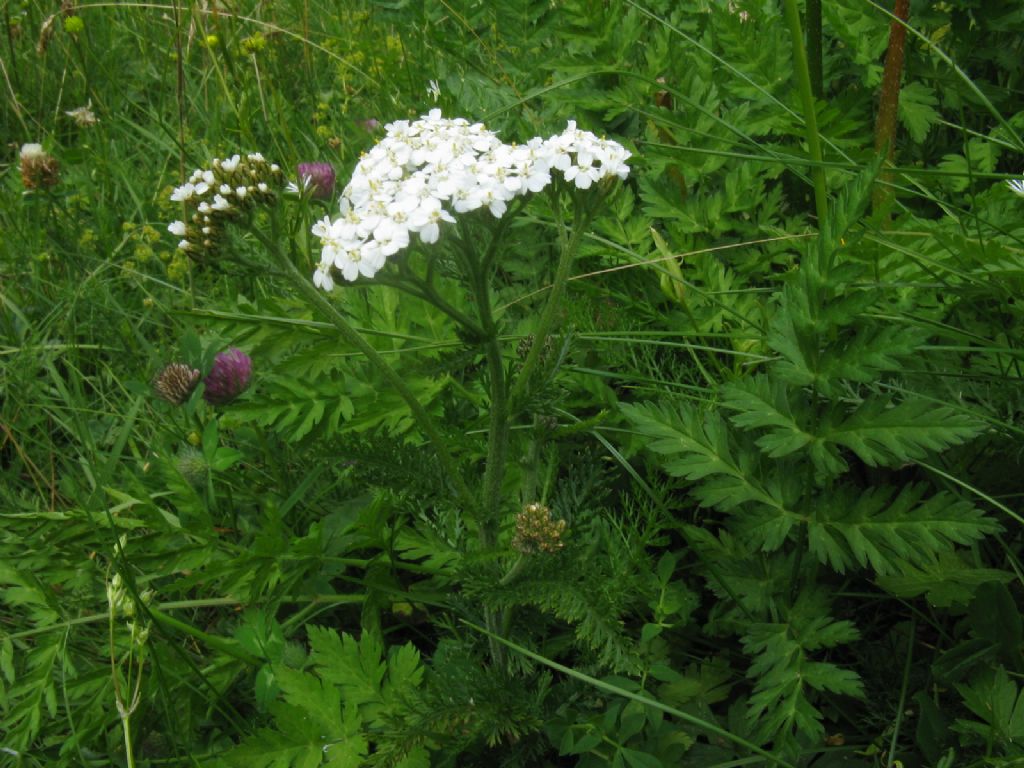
[
  {"xmin": 225, "ymin": 627, "xmax": 426, "ymax": 768},
  {"xmin": 621, "ymin": 401, "xmax": 802, "ymax": 550},
  {"xmin": 827, "ymin": 396, "xmax": 984, "ymax": 468},
  {"xmin": 721, "ymin": 376, "xmax": 846, "ymax": 477},
  {"xmin": 807, "ymin": 484, "xmax": 1000, "ymax": 576},
  {"xmin": 955, "ymin": 667, "xmax": 1024, "ymax": 757},
  {"xmin": 768, "ymin": 310, "xmax": 924, "ymax": 392},
  {"xmin": 742, "ymin": 592, "xmax": 864, "ymax": 750}
]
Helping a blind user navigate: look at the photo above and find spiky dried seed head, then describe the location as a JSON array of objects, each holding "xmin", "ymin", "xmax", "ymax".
[{"xmin": 153, "ymin": 362, "xmax": 201, "ymax": 405}]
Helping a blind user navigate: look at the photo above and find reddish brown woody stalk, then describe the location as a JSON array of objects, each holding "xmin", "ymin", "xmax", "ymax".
[{"xmin": 873, "ymin": 0, "xmax": 911, "ymax": 216}]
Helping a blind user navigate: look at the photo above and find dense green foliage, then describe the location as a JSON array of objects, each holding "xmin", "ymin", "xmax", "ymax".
[{"xmin": 3, "ymin": 1, "xmax": 1024, "ymax": 766}]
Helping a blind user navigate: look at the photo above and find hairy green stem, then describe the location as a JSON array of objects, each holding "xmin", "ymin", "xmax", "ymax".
[
  {"xmin": 782, "ymin": 0, "xmax": 829, "ymax": 230},
  {"xmin": 255, "ymin": 227, "xmax": 476, "ymax": 514},
  {"xmin": 473, "ymin": 265, "xmax": 509, "ymax": 550},
  {"xmin": 508, "ymin": 192, "xmax": 589, "ymax": 412}
]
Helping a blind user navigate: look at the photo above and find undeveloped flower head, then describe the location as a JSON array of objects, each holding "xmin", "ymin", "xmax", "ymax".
[
  {"xmin": 175, "ymin": 446, "xmax": 208, "ymax": 490},
  {"xmin": 203, "ymin": 347, "xmax": 252, "ymax": 405},
  {"xmin": 512, "ymin": 502, "xmax": 567, "ymax": 555},
  {"xmin": 153, "ymin": 362, "xmax": 201, "ymax": 405},
  {"xmin": 297, "ymin": 162, "xmax": 336, "ymax": 200},
  {"xmin": 20, "ymin": 143, "xmax": 60, "ymax": 190}
]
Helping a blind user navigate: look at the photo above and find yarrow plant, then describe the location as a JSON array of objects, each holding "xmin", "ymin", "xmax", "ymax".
[
  {"xmin": 309, "ymin": 109, "xmax": 630, "ymax": 289},
  {"xmin": 164, "ymin": 111, "xmax": 630, "ymax": 671},
  {"xmin": 168, "ymin": 153, "xmax": 283, "ymax": 256}
]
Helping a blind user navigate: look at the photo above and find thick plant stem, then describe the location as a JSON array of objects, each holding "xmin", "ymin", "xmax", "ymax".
[
  {"xmin": 261, "ymin": 230, "xmax": 477, "ymax": 515},
  {"xmin": 806, "ymin": 0, "xmax": 823, "ymax": 97},
  {"xmin": 872, "ymin": 0, "xmax": 911, "ymax": 217},
  {"xmin": 479, "ymin": 320, "xmax": 508, "ymax": 550},
  {"xmin": 782, "ymin": 0, "xmax": 829, "ymax": 230}
]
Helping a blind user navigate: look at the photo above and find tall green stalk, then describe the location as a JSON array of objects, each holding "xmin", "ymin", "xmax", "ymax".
[
  {"xmin": 508, "ymin": 189, "xmax": 592, "ymax": 412},
  {"xmin": 806, "ymin": 0, "xmax": 823, "ymax": 97},
  {"xmin": 782, "ymin": 0, "xmax": 829, "ymax": 232}
]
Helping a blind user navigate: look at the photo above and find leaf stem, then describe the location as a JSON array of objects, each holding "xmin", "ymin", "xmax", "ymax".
[
  {"xmin": 782, "ymin": 0, "xmax": 829, "ymax": 229},
  {"xmin": 252, "ymin": 225, "xmax": 477, "ymax": 515}
]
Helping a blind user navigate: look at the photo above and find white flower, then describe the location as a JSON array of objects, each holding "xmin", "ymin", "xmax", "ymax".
[
  {"xmin": 310, "ymin": 111, "xmax": 630, "ymax": 288},
  {"xmin": 168, "ymin": 221, "xmax": 186, "ymax": 236},
  {"xmin": 372, "ymin": 218, "xmax": 410, "ymax": 257},
  {"xmin": 170, "ymin": 183, "xmax": 195, "ymax": 202},
  {"xmin": 221, "ymin": 154, "xmax": 241, "ymax": 173},
  {"xmin": 313, "ymin": 267, "xmax": 335, "ymax": 291},
  {"xmin": 211, "ymin": 194, "xmax": 231, "ymax": 211},
  {"xmin": 409, "ymin": 197, "xmax": 456, "ymax": 243},
  {"xmin": 20, "ymin": 143, "xmax": 45, "ymax": 160},
  {"xmin": 1008, "ymin": 179, "xmax": 1024, "ymax": 198},
  {"xmin": 428, "ymin": 80, "xmax": 441, "ymax": 102}
]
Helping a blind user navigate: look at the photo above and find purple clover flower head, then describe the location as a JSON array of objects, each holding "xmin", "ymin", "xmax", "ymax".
[
  {"xmin": 203, "ymin": 347, "xmax": 252, "ymax": 405},
  {"xmin": 297, "ymin": 162, "xmax": 335, "ymax": 200}
]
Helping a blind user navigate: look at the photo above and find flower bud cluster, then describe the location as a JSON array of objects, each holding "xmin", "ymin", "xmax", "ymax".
[
  {"xmin": 168, "ymin": 153, "xmax": 283, "ymax": 256},
  {"xmin": 511, "ymin": 502, "xmax": 567, "ymax": 555},
  {"xmin": 311, "ymin": 109, "xmax": 631, "ymax": 290},
  {"xmin": 107, "ymin": 571, "xmax": 154, "ymax": 649}
]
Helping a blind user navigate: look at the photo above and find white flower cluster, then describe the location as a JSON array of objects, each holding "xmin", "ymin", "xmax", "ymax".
[
  {"xmin": 312, "ymin": 109, "xmax": 631, "ymax": 289},
  {"xmin": 168, "ymin": 153, "xmax": 282, "ymax": 255}
]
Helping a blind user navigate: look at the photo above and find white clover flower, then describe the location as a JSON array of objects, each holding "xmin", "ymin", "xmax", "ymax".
[{"xmin": 310, "ymin": 110, "xmax": 630, "ymax": 289}]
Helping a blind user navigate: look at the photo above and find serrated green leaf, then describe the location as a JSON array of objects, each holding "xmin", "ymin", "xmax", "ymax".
[
  {"xmin": 225, "ymin": 720, "xmax": 325, "ymax": 768},
  {"xmin": 898, "ymin": 82, "xmax": 940, "ymax": 143},
  {"xmin": 622, "ymin": 402, "xmax": 801, "ymax": 540},
  {"xmin": 807, "ymin": 485, "xmax": 999, "ymax": 575},
  {"xmin": 828, "ymin": 397, "xmax": 983, "ymax": 467},
  {"xmin": 308, "ymin": 626, "xmax": 386, "ymax": 711}
]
